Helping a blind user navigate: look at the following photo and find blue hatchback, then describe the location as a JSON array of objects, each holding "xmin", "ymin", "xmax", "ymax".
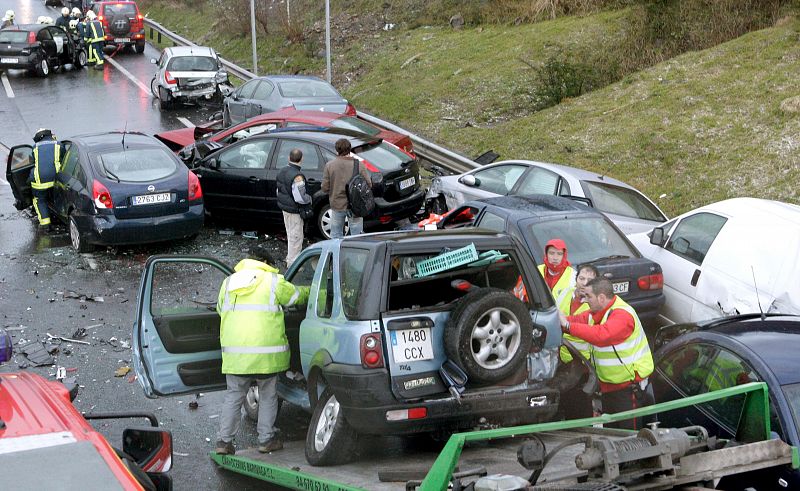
[{"xmin": 6, "ymin": 131, "xmax": 204, "ymax": 252}]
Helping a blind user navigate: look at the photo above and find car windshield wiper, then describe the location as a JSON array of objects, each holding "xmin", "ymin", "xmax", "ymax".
[
  {"xmin": 591, "ymin": 254, "xmax": 630, "ymax": 261},
  {"xmin": 103, "ymin": 165, "xmax": 121, "ymax": 182}
]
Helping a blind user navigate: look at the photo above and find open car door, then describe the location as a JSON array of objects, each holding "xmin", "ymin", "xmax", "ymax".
[
  {"xmin": 133, "ymin": 255, "xmax": 233, "ymax": 398},
  {"xmin": 6, "ymin": 145, "xmax": 34, "ymax": 211}
]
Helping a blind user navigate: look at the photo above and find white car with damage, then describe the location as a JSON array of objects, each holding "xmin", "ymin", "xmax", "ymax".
[
  {"xmin": 150, "ymin": 46, "xmax": 232, "ymax": 110},
  {"xmin": 628, "ymin": 197, "xmax": 800, "ymax": 325}
]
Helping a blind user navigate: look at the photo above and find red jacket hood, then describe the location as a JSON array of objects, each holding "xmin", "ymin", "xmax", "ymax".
[{"xmin": 544, "ymin": 238, "xmax": 571, "ymax": 274}]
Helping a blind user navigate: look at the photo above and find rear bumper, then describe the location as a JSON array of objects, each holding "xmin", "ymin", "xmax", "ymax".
[
  {"xmin": 324, "ymin": 363, "xmax": 559, "ymax": 435},
  {"xmin": 82, "ymin": 204, "xmax": 203, "ymax": 246},
  {"xmin": 0, "ymin": 56, "xmax": 35, "ymax": 70},
  {"xmin": 105, "ymin": 30, "xmax": 145, "ymax": 44},
  {"xmin": 369, "ymin": 188, "xmax": 425, "ymax": 223},
  {"xmin": 170, "ymin": 85, "xmax": 218, "ymax": 100},
  {"xmin": 627, "ymin": 293, "xmax": 666, "ymax": 324}
]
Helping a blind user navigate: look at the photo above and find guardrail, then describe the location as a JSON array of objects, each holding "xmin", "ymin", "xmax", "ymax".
[{"xmin": 143, "ymin": 18, "xmax": 480, "ymax": 174}]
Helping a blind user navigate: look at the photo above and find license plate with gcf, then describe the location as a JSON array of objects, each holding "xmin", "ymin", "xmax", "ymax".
[
  {"xmin": 613, "ymin": 281, "xmax": 630, "ymax": 294},
  {"xmin": 399, "ymin": 177, "xmax": 416, "ymax": 190},
  {"xmin": 391, "ymin": 328, "xmax": 433, "ymax": 363},
  {"xmin": 132, "ymin": 193, "xmax": 170, "ymax": 206}
]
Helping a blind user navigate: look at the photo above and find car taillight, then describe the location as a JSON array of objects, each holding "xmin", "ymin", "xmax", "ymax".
[
  {"xmin": 386, "ymin": 407, "xmax": 427, "ymax": 421},
  {"xmin": 638, "ymin": 273, "xmax": 664, "ymax": 291},
  {"xmin": 137, "ymin": 14, "xmax": 144, "ymax": 20},
  {"xmin": 360, "ymin": 333, "xmax": 384, "ymax": 369},
  {"xmin": 344, "ymin": 103, "xmax": 357, "ymax": 116},
  {"xmin": 92, "ymin": 180, "xmax": 113, "ymax": 209},
  {"xmin": 165, "ymin": 70, "xmax": 177, "ymax": 85},
  {"xmin": 98, "ymin": 15, "xmax": 104, "ymax": 21},
  {"xmin": 27, "ymin": 31, "xmax": 36, "ymax": 44},
  {"xmin": 188, "ymin": 171, "xmax": 203, "ymax": 201}
]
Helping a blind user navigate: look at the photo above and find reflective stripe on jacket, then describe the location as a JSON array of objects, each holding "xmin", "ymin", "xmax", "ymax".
[
  {"xmin": 86, "ymin": 20, "xmax": 104, "ymax": 43},
  {"xmin": 216, "ymin": 259, "xmax": 309, "ymax": 375},
  {"xmin": 32, "ymin": 141, "xmax": 60, "ymax": 190},
  {"xmin": 589, "ymin": 296, "xmax": 653, "ymax": 385},
  {"xmin": 538, "ymin": 264, "xmax": 575, "ymax": 304},
  {"xmin": 559, "ymin": 294, "xmax": 590, "ymax": 363}
]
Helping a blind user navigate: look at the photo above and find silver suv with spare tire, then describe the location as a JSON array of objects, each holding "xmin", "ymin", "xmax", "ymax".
[{"xmin": 132, "ymin": 230, "xmax": 566, "ymax": 466}]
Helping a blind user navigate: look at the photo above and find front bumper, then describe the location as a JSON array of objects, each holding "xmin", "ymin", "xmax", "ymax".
[
  {"xmin": 324, "ymin": 363, "xmax": 559, "ymax": 435},
  {"xmin": 81, "ymin": 204, "xmax": 203, "ymax": 246}
]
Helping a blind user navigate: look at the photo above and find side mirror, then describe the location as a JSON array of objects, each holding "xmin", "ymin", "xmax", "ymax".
[
  {"xmin": 208, "ymin": 158, "xmax": 219, "ymax": 170},
  {"xmin": 650, "ymin": 227, "xmax": 666, "ymax": 246},
  {"xmin": 123, "ymin": 428, "xmax": 173, "ymax": 473},
  {"xmin": 149, "ymin": 58, "xmax": 157, "ymax": 64},
  {"xmin": 459, "ymin": 174, "xmax": 478, "ymax": 187}
]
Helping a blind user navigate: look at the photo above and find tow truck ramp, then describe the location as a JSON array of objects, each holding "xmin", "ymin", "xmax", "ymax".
[{"xmin": 212, "ymin": 383, "xmax": 799, "ymax": 490}]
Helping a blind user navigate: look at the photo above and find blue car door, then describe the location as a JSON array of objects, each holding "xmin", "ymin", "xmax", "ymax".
[{"xmin": 133, "ymin": 255, "xmax": 233, "ymax": 397}]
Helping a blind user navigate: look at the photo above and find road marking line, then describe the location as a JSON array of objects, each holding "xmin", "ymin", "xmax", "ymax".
[
  {"xmin": 177, "ymin": 117, "xmax": 195, "ymax": 128},
  {"xmin": 1, "ymin": 73, "xmax": 14, "ymax": 98},
  {"xmin": 105, "ymin": 57, "xmax": 150, "ymax": 95}
]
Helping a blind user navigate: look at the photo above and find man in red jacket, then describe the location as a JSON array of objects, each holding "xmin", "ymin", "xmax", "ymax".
[{"xmin": 560, "ymin": 277, "xmax": 655, "ymax": 429}]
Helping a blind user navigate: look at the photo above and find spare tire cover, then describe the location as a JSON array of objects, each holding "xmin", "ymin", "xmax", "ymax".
[{"xmin": 109, "ymin": 15, "xmax": 131, "ymax": 36}]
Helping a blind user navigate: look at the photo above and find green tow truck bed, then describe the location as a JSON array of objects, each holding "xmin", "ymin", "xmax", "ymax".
[{"xmin": 211, "ymin": 383, "xmax": 799, "ymax": 491}]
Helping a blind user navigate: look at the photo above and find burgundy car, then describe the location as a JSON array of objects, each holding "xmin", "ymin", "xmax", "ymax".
[{"xmin": 154, "ymin": 108, "xmax": 415, "ymax": 157}]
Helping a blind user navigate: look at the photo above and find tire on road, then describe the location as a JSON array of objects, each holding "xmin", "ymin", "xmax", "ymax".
[
  {"xmin": 35, "ymin": 57, "xmax": 50, "ymax": 77},
  {"xmin": 158, "ymin": 86, "xmax": 174, "ymax": 110},
  {"xmin": 69, "ymin": 213, "xmax": 93, "ymax": 253},
  {"xmin": 74, "ymin": 48, "xmax": 87, "ymax": 69},
  {"xmin": 135, "ymin": 41, "xmax": 145, "ymax": 54},
  {"xmin": 444, "ymin": 288, "xmax": 533, "ymax": 385},
  {"xmin": 304, "ymin": 386, "xmax": 358, "ymax": 466},
  {"xmin": 316, "ymin": 203, "xmax": 349, "ymax": 239}
]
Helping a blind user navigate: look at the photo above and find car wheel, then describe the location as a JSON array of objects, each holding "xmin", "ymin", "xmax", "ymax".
[
  {"xmin": 316, "ymin": 204, "xmax": 348, "ymax": 240},
  {"xmin": 35, "ymin": 57, "xmax": 50, "ymax": 77},
  {"xmin": 304, "ymin": 386, "xmax": 358, "ymax": 466},
  {"xmin": 244, "ymin": 385, "xmax": 284, "ymax": 422},
  {"xmin": 135, "ymin": 41, "xmax": 145, "ymax": 54},
  {"xmin": 150, "ymin": 77, "xmax": 158, "ymax": 98},
  {"xmin": 75, "ymin": 49, "xmax": 87, "ymax": 69},
  {"xmin": 444, "ymin": 288, "xmax": 533, "ymax": 385},
  {"xmin": 69, "ymin": 214, "xmax": 93, "ymax": 253}
]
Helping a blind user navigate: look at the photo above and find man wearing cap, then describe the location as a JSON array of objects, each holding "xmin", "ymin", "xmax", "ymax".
[{"xmin": 30, "ymin": 129, "xmax": 64, "ymax": 231}]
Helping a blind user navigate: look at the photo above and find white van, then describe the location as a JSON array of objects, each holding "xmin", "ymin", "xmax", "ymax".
[{"xmin": 628, "ymin": 198, "xmax": 800, "ymax": 325}]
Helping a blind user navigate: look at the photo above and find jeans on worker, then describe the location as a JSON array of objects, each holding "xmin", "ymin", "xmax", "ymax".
[
  {"xmin": 217, "ymin": 374, "xmax": 279, "ymax": 444},
  {"xmin": 329, "ymin": 209, "xmax": 363, "ymax": 239},
  {"xmin": 283, "ymin": 211, "xmax": 304, "ymax": 266}
]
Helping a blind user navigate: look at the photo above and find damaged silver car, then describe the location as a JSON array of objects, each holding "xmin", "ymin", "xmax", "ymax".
[{"xmin": 150, "ymin": 46, "xmax": 232, "ymax": 110}]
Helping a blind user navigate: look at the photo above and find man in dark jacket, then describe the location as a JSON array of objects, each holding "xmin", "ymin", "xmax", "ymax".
[
  {"xmin": 276, "ymin": 149, "xmax": 312, "ymax": 266},
  {"xmin": 321, "ymin": 138, "xmax": 370, "ymax": 238}
]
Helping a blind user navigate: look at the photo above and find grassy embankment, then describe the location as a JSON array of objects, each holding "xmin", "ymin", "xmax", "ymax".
[{"xmin": 139, "ymin": 1, "xmax": 800, "ymax": 216}]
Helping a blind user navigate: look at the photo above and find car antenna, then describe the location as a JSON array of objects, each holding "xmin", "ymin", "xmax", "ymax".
[{"xmin": 751, "ymin": 265, "xmax": 766, "ymax": 320}]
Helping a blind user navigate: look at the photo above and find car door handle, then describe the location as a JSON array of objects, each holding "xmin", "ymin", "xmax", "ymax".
[
  {"xmin": 691, "ymin": 269, "xmax": 701, "ymax": 287},
  {"xmin": 249, "ymin": 176, "xmax": 261, "ymax": 183}
]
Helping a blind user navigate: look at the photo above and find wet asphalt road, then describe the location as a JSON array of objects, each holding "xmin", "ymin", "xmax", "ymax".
[{"xmin": 0, "ymin": 1, "xmax": 301, "ymax": 489}]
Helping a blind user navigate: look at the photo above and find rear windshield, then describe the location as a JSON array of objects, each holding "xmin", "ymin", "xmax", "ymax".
[
  {"xmin": 355, "ymin": 142, "xmax": 411, "ymax": 171},
  {"xmin": 95, "ymin": 148, "xmax": 178, "ymax": 182},
  {"xmin": 525, "ymin": 217, "xmax": 639, "ymax": 265},
  {"xmin": 581, "ymin": 181, "xmax": 666, "ymax": 222},
  {"xmin": 167, "ymin": 56, "xmax": 218, "ymax": 72},
  {"xmin": 103, "ymin": 3, "xmax": 137, "ymax": 16},
  {"xmin": 278, "ymin": 80, "xmax": 339, "ymax": 98},
  {"xmin": 330, "ymin": 117, "xmax": 380, "ymax": 136},
  {"xmin": 0, "ymin": 31, "xmax": 30, "ymax": 43}
]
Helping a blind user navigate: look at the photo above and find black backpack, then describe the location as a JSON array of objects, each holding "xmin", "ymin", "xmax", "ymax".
[{"xmin": 346, "ymin": 160, "xmax": 375, "ymax": 218}]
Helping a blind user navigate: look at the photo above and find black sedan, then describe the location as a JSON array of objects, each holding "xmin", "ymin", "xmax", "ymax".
[
  {"xmin": 436, "ymin": 195, "xmax": 665, "ymax": 325},
  {"xmin": 184, "ymin": 127, "xmax": 424, "ymax": 238},
  {"xmin": 6, "ymin": 132, "xmax": 204, "ymax": 252},
  {"xmin": 652, "ymin": 314, "xmax": 800, "ymax": 490},
  {"xmin": 0, "ymin": 24, "xmax": 86, "ymax": 76}
]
